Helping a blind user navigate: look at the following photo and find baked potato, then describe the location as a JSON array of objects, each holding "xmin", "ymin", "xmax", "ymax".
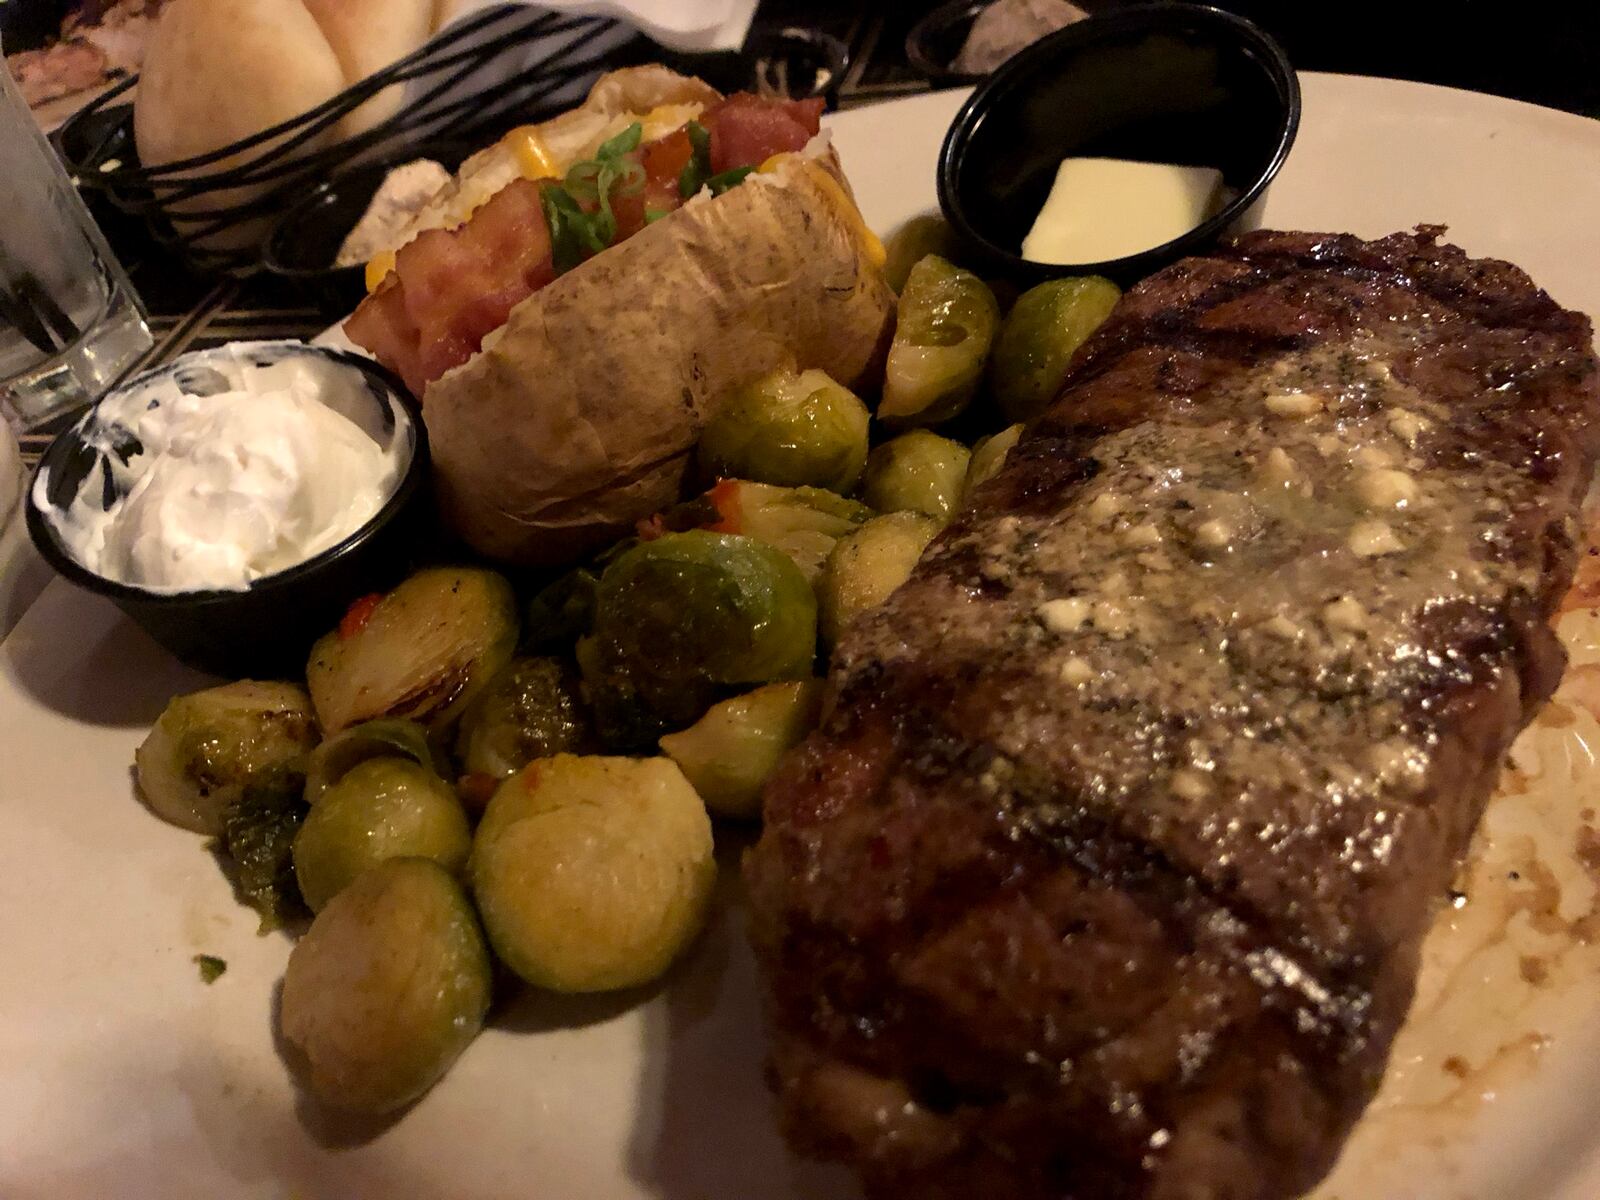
[{"xmin": 348, "ymin": 67, "xmax": 895, "ymax": 567}]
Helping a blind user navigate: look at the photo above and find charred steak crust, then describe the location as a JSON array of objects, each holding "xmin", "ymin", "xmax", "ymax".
[{"xmin": 746, "ymin": 229, "xmax": 1600, "ymax": 1200}]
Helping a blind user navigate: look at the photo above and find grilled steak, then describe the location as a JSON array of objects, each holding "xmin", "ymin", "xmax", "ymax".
[{"xmin": 746, "ymin": 228, "xmax": 1600, "ymax": 1200}]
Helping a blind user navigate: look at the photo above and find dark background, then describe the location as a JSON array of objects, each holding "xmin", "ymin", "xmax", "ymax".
[
  {"xmin": 764, "ymin": 1, "xmax": 1600, "ymax": 116},
  {"xmin": 5, "ymin": 1, "xmax": 1599, "ymax": 118},
  {"xmin": 5, "ymin": 0, "xmax": 1596, "ymax": 457}
]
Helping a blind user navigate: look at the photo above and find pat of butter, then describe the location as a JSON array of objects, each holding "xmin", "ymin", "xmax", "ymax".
[{"xmin": 1021, "ymin": 158, "xmax": 1225, "ymax": 264}]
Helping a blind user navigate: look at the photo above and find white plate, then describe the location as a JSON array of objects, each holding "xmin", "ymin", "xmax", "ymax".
[{"xmin": 4, "ymin": 73, "xmax": 1600, "ymax": 1200}]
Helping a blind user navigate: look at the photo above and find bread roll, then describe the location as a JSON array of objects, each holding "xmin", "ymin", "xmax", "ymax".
[
  {"xmin": 134, "ymin": 0, "xmax": 347, "ymax": 249},
  {"xmin": 301, "ymin": 0, "xmax": 436, "ymax": 139}
]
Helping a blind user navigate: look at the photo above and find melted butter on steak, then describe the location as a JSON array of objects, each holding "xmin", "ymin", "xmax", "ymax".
[{"xmin": 840, "ymin": 331, "xmax": 1555, "ymax": 987}]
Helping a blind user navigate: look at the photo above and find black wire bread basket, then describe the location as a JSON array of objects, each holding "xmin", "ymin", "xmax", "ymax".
[{"xmin": 56, "ymin": 5, "xmax": 641, "ymax": 277}]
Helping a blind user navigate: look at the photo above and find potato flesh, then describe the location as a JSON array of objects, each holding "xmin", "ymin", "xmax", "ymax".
[
  {"xmin": 280, "ymin": 858, "xmax": 491, "ymax": 1114},
  {"xmin": 421, "ymin": 151, "xmax": 897, "ymax": 566},
  {"xmin": 471, "ymin": 755, "xmax": 715, "ymax": 992}
]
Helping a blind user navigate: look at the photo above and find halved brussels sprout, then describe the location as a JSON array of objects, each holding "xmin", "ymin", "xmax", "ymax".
[
  {"xmin": 862, "ymin": 430, "xmax": 971, "ymax": 524},
  {"xmin": 307, "ymin": 567, "xmax": 518, "ymax": 737},
  {"xmin": 135, "ymin": 680, "xmax": 317, "ymax": 836},
  {"xmin": 963, "ymin": 423, "xmax": 1025, "ymax": 500},
  {"xmin": 659, "ymin": 680, "xmax": 824, "ymax": 820},
  {"xmin": 454, "ymin": 657, "xmax": 595, "ymax": 781},
  {"xmin": 882, "ymin": 214, "xmax": 959, "ymax": 294},
  {"xmin": 878, "ymin": 255, "xmax": 1000, "ymax": 427},
  {"xmin": 818, "ymin": 512, "xmax": 941, "ymax": 648},
  {"xmin": 280, "ymin": 858, "xmax": 491, "ymax": 1114},
  {"xmin": 292, "ymin": 758, "xmax": 472, "ymax": 913},
  {"xmin": 581, "ymin": 531, "xmax": 818, "ymax": 749},
  {"xmin": 673, "ymin": 480, "xmax": 873, "ymax": 583},
  {"xmin": 303, "ymin": 718, "xmax": 439, "ymax": 806},
  {"xmin": 471, "ymin": 755, "xmax": 715, "ymax": 992},
  {"xmin": 990, "ymin": 275, "xmax": 1121, "ymax": 422},
  {"xmin": 697, "ymin": 366, "xmax": 871, "ymax": 493}
]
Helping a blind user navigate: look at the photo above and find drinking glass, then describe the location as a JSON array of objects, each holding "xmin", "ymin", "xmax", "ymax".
[{"xmin": 0, "ymin": 43, "xmax": 153, "ymax": 433}]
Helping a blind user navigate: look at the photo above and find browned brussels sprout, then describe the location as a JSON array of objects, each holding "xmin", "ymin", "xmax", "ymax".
[
  {"xmin": 818, "ymin": 512, "xmax": 941, "ymax": 648},
  {"xmin": 862, "ymin": 431, "xmax": 971, "ymax": 524},
  {"xmin": 658, "ymin": 680, "xmax": 824, "ymax": 819},
  {"xmin": 471, "ymin": 755, "xmax": 715, "ymax": 992},
  {"xmin": 306, "ymin": 567, "xmax": 518, "ymax": 736},
  {"xmin": 136, "ymin": 680, "xmax": 317, "ymax": 836},
  {"xmin": 580, "ymin": 531, "xmax": 818, "ymax": 749},
  {"xmin": 878, "ymin": 255, "xmax": 1000, "ymax": 426},
  {"xmin": 454, "ymin": 657, "xmax": 596, "ymax": 781},
  {"xmin": 990, "ymin": 275, "xmax": 1121, "ymax": 422},
  {"xmin": 697, "ymin": 365, "xmax": 871, "ymax": 493},
  {"xmin": 280, "ymin": 858, "xmax": 491, "ymax": 1113},
  {"xmin": 292, "ymin": 759, "xmax": 472, "ymax": 913},
  {"xmin": 302, "ymin": 718, "xmax": 439, "ymax": 806}
]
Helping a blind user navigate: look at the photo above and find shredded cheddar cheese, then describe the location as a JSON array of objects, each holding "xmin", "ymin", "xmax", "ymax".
[
  {"xmin": 509, "ymin": 127, "xmax": 558, "ymax": 181},
  {"xmin": 804, "ymin": 161, "xmax": 886, "ymax": 269},
  {"xmin": 364, "ymin": 250, "xmax": 396, "ymax": 293}
]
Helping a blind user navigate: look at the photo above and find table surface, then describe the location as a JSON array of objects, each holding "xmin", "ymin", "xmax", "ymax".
[{"xmin": 10, "ymin": 0, "xmax": 1600, "ymax": 469}]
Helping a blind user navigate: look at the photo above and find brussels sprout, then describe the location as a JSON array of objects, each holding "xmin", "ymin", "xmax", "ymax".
[
  {"xmin": 307, "ymin": 567, "xmax": 518, "ymax": 737},
  {"xmin": 818, "ymin": 512, "xmax": 940, "ymax": 648},
  {"xmin": 471, "ymin": 755, "xmax": 715, "ymax": 992},
  {"xmin": 136, "ymin": 681, "xmax": 317, "ymax": 836},
  {"xmin": 303, "ymin": 718, "xmax": 439, "ymax": 806},
  {"xmin": 697, "ymin": 366, "xmax": 871, "ymax": 493},
  {"xmin": 990, "ymin": 275, "xmax": 1121, "ymax": 422},
  {"xmin": 221, "ymin": 768, "xmax": 309, "ymax": 931},
  {"xmin": 455, "ymin": 657, "xmax": 595, "ymax": 781},
  {"xmin": 862, "ymin": 431, "xmax": 971, "ymax": 523},
  {"xmin": 280, "ymin": 858, "xmax": 491, "ymax": 1114},
  {"xmin": 878, "ymin": 255, "xmax": 1000, "ymax": 426},
  {"xmin": 680, "ymin": 480, "xmax": 873, "ymax": 583},
  {"xmin": 292, "ymin": 759, "xmax": 472, "ymax": 913},
  {"xmin": 581, "ymin": 531, "xmax": 818, "ymax": 749},
  {"xmin": 524, "ymin": 567, "xmax": 598, "ymax": 651},
  {"xmin": 963, "ymin": 423, "xmax": 1025, "ymax": 500},
  {"xmin": 882, "ymin": 214, "xmax": 959, "ymax": 294},
  {"xmin": 659, "ymin": 680, "xmax": 824, "ymax": 820}
]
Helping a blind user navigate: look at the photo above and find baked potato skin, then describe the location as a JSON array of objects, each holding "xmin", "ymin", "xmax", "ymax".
[{"xmin": 424, "ymin": 152, "xmax": 896, "ymax": 566}]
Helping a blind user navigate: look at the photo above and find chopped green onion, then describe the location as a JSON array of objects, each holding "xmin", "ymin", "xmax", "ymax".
[
  {"xmin": 596, "ymin": 121, "xmax": 644, "ymax": 159},
  {"xmin": 705, "ymin": 165, "xmax": 755, "ymax": 196},
  {"xmin": 679, "ymin": 121, "xmax": 712, "ymax": 199},
  {"xmin": 194, "ymin": 954, "xmax": 227, "ymax": 984}
]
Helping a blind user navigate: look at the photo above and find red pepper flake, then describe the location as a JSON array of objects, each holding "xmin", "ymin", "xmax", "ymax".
[
  {"xmin": 705, "ymin": 478, "xmax": 743, "ymax": 533},
  {"xmin": 519, "ymin": 763, "xmax": 543, "ymax": 793},
  {"xmin": 337, "ymin": 593, "xmax": 384, "ymax": 640}
]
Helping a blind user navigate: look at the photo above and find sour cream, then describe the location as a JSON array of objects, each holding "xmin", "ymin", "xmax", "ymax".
[{"xmin": 36, "ymin": 342, "xmax": 408, "ymax": 594}]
